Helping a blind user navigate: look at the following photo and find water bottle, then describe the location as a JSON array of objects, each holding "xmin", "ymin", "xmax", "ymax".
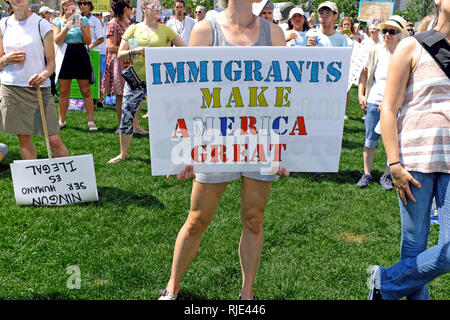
[
  {"xmin": 69, "ymin": 8, "xmax": 81, "ymax": 29},
  {"xmin": 310, "ymin": 28, "xmax": 319, "ymax": 46},
  {"xmin": 128, "ymin": 38, "xmax": 139, "ymax": 62}
]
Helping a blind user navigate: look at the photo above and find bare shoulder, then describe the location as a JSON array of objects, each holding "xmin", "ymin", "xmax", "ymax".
[
  {"xmin": 393, "ymin": 37, "xmax": 419, "ymax": 69},
  {"xmin": 269, "ymin": 22, "xmax": 285, "ymax": 46},
  {"xmin": 190, "ymin": 20, "xmax": 212, "ymax": 46}
]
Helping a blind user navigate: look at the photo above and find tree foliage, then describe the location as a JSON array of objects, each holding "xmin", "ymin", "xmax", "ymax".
[{"xmin": 396, "ymin": 0, "xmax": 434, "ymax": 23}]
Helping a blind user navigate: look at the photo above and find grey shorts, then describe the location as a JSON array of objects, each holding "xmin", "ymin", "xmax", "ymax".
[{"xmin": 195, "ymin": 172, "xmax": 279, "ymax": 184}]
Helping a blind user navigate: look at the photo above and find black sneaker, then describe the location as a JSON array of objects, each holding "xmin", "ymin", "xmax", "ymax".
[
  {"xmin": 357, "ymin": 174, "xmax": 372, "ymax": 188},
  {"xmin": 239, "ymin": 294, "xmax": 259, "ymax": 300},
  {"xmin": 96, "ymin": 101, "xmax": 104, "ymax": 109}
]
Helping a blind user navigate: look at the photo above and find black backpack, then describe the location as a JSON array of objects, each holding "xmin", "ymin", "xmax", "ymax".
[{"xmin": 414, "ymin": 30, "xmax": 450, "ymax": 80}]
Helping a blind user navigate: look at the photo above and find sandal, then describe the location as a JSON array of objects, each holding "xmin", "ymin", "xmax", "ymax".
[
  {"xmin": 158, "ymin": 289, "xmax": 177, "ymax": 300},
  {"xmin": 59, "ymin": 121, "xmax": 66, "ymax": 129},
  {"xmin": 107, "ymin": 155, "xmax": 129, "ymax": 164},
  {"xmin": 133, "ymin": 127, "xmax": 149, "ymax": 135},
  {"xmin": 88, "ymin": 121, "xmax": 98, "ymax": 132}
]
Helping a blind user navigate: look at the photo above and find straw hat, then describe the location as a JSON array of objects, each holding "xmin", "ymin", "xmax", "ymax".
[{"xmin": 378, "ymin": 15, "xmax": 409, "ymax": 36}]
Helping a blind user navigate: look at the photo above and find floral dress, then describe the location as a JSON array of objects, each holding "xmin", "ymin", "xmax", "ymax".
[{"xmin": 101, "ymin": 18, "xmax": 130, "ymax": 95}]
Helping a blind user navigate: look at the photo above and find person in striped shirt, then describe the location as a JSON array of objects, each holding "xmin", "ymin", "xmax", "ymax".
[{"xmin": 368, "ymin": 0, "xmax": 449, "ymax": 300}]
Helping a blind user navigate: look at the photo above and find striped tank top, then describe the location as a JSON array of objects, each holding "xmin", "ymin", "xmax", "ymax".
[{"xmin": 397, "ymin": 42, "xmax": 450, "ymax": 173}]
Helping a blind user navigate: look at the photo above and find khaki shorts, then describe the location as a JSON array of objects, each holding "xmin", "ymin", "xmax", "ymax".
[{"xmin": 0, "ymin": 85, "xmax": 59, "ymax": 136}]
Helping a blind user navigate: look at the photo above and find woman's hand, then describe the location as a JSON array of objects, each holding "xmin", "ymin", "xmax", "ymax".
[
  {"xmin": 4, "ymin": 51, "xmax": 26, "ymax": 64},
  {"xmin": 285, "ymin": 31, "xmax": 298, "ymax": 42},
  {"xmin": 358, "ymin": 93, "xmax": 367, "ymax": 112},
  {"xmin": 390, "ymin": 164, "xmax": 421, "ymax": 205},
  {"xmin": 133, "ymin": 46, "xmax": 146, "ymax": 56},
  {"xmin": 167, "ymin": 165, "xmax": 196, "ymax": 181},
  {"xmin": 28, "ymin": 72, "xmax": 48, "ymax": 87}
]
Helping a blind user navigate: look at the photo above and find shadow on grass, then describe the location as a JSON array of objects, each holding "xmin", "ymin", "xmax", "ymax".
[
  {"xmin": 96, "ymin": 186, "xmax": 164, "ymax": 211},
  {"xmin": 289, "ymin": 169, "xmax": 387, "ymax": 185},
  {"xmin": 341, "ymin": 139, "xmax": 363, "ymax": 149},
  {"xmin": 10, "ymin": 292, "xmax": 74, "ymax": 300},
  {"xmin": 177, "ymin": 292, "xmax": 208, "ymax": 300}
]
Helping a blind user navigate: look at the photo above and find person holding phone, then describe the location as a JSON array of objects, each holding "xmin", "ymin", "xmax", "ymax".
[{"xmin": 52, "ymin": 0, "xmax": 97, "ymax": 131}]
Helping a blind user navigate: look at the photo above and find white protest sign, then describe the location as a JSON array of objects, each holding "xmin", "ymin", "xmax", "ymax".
[
  {"xmin": 348, "ymin": 40, "xmax": 369, "ymax": 91},
  {"xmin": 10, "ymin": 154, "xmax": 98, "ymax": 206},
  {"xmin": 145, "ymin": 46, "xmax": 352, "ymax": 175}
]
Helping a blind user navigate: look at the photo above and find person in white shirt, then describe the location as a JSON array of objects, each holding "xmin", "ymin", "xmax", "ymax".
[
  {"xmin": 0, "ymin": 0, "xmax": 69, "ymax": 159},
  {"xmin": 166, "ymin": 0, "xmax": 195, "ymax": 45},
  {"xmin": 79, "ymin": 1, "xmax": 105, "ymax": 109}
]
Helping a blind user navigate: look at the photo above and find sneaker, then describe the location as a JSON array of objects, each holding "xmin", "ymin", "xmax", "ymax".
[
  {"xmin": 344, "ymin": 115, "xmax": 348, "ymax": 120},
  {"xmin": 367, "ymin": 265, "xmax": 383, "ymax": 300},
  {"xmin": 430, "ymin": 209, "xmax": 440, "ymax": 225},
  {"xmin": 379, "ymin": 174, "xmax": 393, "ymax": 190},
  {"xmin": 356, "ymin": 174, "xmax": 372, "ymax": 188},
  {"xmin": 96, "ymin": 101, "xmax": 104, "ymax": 109},
  {"xmin": 158, "ymin": 289, "xmax": 177, "ymax": 300}
]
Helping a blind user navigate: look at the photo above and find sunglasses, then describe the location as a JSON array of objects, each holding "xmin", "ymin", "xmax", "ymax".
[
  {"xmin": 147, "ymin": 5, "xmax": 163, "ymax": 11},
  {"xmin": 195, "ymin": 11, "xmax": 203, "ymax": 14},
  {"xmin": 381, "ymin": 29, "xmax": 401, "ymax": 35},
  {"xmin": 78, "ymin": 2, "xmax": 90, "ymax": 5}
]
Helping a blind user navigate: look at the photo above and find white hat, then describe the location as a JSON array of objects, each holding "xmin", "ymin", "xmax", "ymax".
[
  {"xmin": 39, "ymin": 6, "xmax": 54, "ymax": 14},
  {"xmin": 378, "ymin": 15, "xmax": 409, "ymax": 36},
  {"xmin": 252, "ymin": 0, "xmax": 268, "ymax": 16},
  {"xmin": 289, "ymin": 7, "xmax": 305, "ymax": 20},
  {"xmin": 318, "ymin": 1, "xmax": 338, "ymax": 14},
  {"xmin": 102, "ymin": 12, "xmax": 111, "ymax": 17}
]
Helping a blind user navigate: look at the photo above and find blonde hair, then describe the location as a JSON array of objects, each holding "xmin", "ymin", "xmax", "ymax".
[
  {"xmin": 417, "ymin": 15, "xmax": 435, "ymax": 33},
  {"xmin": 60, "ymin": 0, "xmax": 76, "ymax": 16}
]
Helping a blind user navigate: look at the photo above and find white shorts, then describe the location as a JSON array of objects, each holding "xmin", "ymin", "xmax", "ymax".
[{"xmin": 195, "ymin": 172, "xmax": 279, "ymax": 184}]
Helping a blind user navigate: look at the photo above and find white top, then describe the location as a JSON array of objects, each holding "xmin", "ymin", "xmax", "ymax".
[
  {"xmin": 88, "ymin": 14, "xmax": 105, "ymax": 52},
  {"xmin": 96, "ymin": 23, "xmax": 107, "ymax": 54},
  {"xmin": 166, "ymin": 15, "xmax": 195, "ymax": 45},
  {"xmin": 367, "ymin": 45, "xmax": 391, "ymax": 105},
  {"xmin": 305, "ymin": 29, "xmax": 352, "ymax": 47},
  {"xmin": 0, "ymin": 13, "xmax": 52, "ymax": 87}
]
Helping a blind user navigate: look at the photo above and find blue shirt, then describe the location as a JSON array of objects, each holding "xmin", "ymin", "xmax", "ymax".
[
  {"xmin": 306, "ymin": 29, "xmax": 352, "ymax": 47},
  {"xmin": 52, "ymin": 16, "xmax": 89, "ymax": 44}
]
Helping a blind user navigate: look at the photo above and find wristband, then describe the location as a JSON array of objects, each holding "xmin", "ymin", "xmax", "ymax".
[
  {"xmin": 389, "ymin": 161, "xmax": 401, "ymax": 167},
  {"xmin": 130, "ymin": 49, "xmax": 134, "ymax": 56}
]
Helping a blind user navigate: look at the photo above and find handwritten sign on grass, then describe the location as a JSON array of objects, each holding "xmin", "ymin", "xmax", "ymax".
[{"xmin": 10, "ymin": 154, "xmax": 98, "ymax": 206}]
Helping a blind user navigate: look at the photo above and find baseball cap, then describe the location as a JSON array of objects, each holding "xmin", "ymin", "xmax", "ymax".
[
  {"xmin": 289, "ymin": 7, "xmax": 305, "ymax": 19},
  {"xmin": 318, "ymin": 1, "xmax": 338, "ymax": 14},
  {"xmin": 39, "ymin": 6, "xmax": 55, "ymax": 14}
]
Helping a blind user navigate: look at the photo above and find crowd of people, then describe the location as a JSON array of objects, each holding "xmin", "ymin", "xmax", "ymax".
[{"xmin": 0, "ymin": 0, "xmax": 448, "ymax": 301}]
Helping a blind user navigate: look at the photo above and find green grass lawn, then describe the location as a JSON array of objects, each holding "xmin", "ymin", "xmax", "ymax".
[{"xmin": 0, "ymin": 88, "xmax": 447, "ymax": 300}]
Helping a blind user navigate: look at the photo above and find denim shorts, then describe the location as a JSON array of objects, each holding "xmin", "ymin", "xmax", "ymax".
[
  {"xmin": 195, "ymin": 172, "xmax": 279, "ymax": 184},
  {"xmin": 364, "ymin": 103, "xmax": 381, "ymax": 148}
]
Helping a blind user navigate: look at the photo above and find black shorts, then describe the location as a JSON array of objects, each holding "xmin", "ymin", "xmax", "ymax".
[{"xmin": 58, "ymin": 43, "xmax": 92, "ymax": 80}]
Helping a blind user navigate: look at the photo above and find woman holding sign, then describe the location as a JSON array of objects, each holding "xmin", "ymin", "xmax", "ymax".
[
  {"xmin": 0, "ymin": 0, "xmax": 69, "ymax": 160},
  {"xmin": 158, "ymin": 0, "xmax": 287, "ymax": 300},
  {"xmin": 107, "ymin": 0, "xmax": 185, "ymax": 164}
]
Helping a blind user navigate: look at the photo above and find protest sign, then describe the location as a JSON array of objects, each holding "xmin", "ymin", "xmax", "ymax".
[
  {"xmin": 358, "ymin": 0, "xmax": 394, "ymax": 22},
  {"xmin": 90, "ymin": 0, "xmax": 110, "ymax": 12},
  {"xmin": 145, "ymin": 46, "xmax": 352, "ymax": 175},
  {"xmin": 10, "ymin": 155, "xmax": 98, "ymax": 206},
  {"xmin": 348, "ymin": 40, "xmax": 369, "ymax": 91},
  {"xmin": 69, "ymin": 50, "xmax": 100, "ymax": 100}
]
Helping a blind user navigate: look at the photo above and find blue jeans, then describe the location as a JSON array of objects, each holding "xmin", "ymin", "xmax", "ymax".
[
  {"xmin": 364, "ymin": 103, "xmax": 380, "ymax": 148},
  {"xmin": 380, "ymin": 172, "xmax": 450, "ymax": 300}
]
